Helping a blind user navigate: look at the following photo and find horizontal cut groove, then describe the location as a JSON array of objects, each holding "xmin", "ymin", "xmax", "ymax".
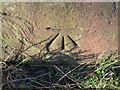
[
  {"xmin": 67, "ymin": 35, "xmax": 78, "ymax": 47},
  {"xmin": 46, "ymin": 33, "xmax": 59, "ymax": 52},
  {"xmin": 46, "ymin": 27, "xmax": 80, "ymax": 31},
  {"xmin": 61, "ymin": 36, "xmax": 65, "ymax": 50},
  {"xmin": 46, "ymin": 27, "xmax": 51, "ymax": 30},
  {"xmin": 0, "ymin": 12, "xmax": 10, "ymax": 15}
]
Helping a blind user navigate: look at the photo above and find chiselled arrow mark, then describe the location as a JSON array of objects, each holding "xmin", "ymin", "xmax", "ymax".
[
  {"xmin": 46, "ymin": 33, "xmax": 59, "ymax": 52},
  {"xmin": 46, "ymin": 34, "xmax": 78, "ymax": 52},
  {"xmin": 46, "ymin": 27, "xmax": 79, "ymax": 52},
  {"xmin": 67, "ymin": 35, "xmax": 78, "ymax": 47},
  {"xmin": 61, "ymin": 36, "xmax": 65, "ymax": 50}
]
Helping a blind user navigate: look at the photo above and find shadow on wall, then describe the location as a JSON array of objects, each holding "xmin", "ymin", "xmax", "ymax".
[
  {"xmin": 4, "ymin": 35, "xmax": 101, "ymax": 65},
  {"xmin": 24, "ymin": 45, "xmax": 100, "ymax": 65}
]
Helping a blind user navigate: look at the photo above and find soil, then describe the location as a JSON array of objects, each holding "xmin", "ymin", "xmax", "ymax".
[{"xmin": 1, "ymin": 2, "xmax": 118, "ymax": 64}]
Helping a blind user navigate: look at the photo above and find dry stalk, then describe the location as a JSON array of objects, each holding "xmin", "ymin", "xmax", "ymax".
[
  {"xmin": 54, "ymin": 65, "xmax": 82, "ymax": 88},
  {"xmin": 4, "ymin": 48, "xmax": 16, "ymax": 62},
  {"xmin": 97, "ymin": 50, "xmax": 106, "ymax": 59},
  {"xmin": 58, "ymin": 64, "xmax": 81, "ymax": 83},
  {"xmin": 2, "ymin": 72, "xmax": 50, "ymax": 86}
]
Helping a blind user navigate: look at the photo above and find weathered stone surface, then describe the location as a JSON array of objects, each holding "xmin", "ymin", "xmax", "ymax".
[{"xmin": 1, "ymin": 2, "xmax": 118, "ymax": 64}]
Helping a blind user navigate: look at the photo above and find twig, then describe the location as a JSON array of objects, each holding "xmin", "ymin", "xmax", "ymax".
[
  {"xmin": 37, "ymin": 79, "xmax": 53, "ymax": 85},
  {"xmin": 37, "ymin": 79, "xmax": 56, "ymax": 88},
  {"xmin": 13, "ymin": 57, "xmax": 30, "ymax": 69},
  {"xmin": 58, "ymin": 64, "xmax": 81, "ymax": 83},
  {"xmin": 26, "ymin": 83, "xmax": 64, "ymax": 89},
  {"xmin": 30, "ymin": 79, "xmax": 47, "ymax": 87},
  {"xmin": 54, "ymin": 65, "xmax": 82, "ymax": 88},
  {"xmin": 27, "ymin": 83, "xmax": 45, "ymax": 89},
  {"xmin": 2, "ymin": 72, "xmax": 50, "ymax": 86},
  {"xmin": 113, "ymin": 66, "xmax": 120, "ymax": 68},
  {"xmin": 97, "ymin": 50, "xmax": 106, "ymax": 59},
  {"xmin": 54, "ymin": 65, "xmax": 76, "ymax": 83},
  {"xmin": 97, "ymin": 72, "xmax": 112, "ymax": 88},
  {"xmin": 4, "ymin": 48, "xmax": 16, "ymax": 62}
]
